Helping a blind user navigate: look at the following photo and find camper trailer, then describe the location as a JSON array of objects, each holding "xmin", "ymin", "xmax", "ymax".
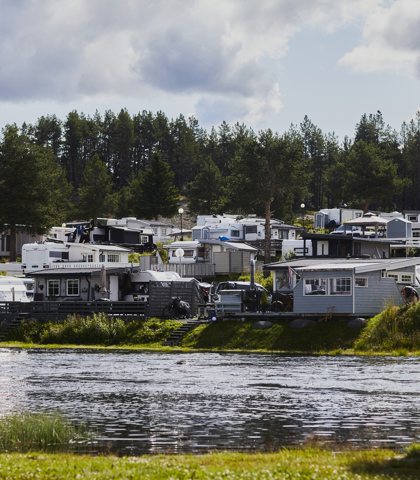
[{"xmin": 0, "ymin": 277, "xmax": 30, "ymax": 302}]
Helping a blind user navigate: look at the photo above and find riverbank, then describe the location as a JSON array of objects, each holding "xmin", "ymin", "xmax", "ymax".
[
  {"xmin": 1, "ymin": 304, "xmax": 420, "ymax": 355},
  {"xmin": 0, "ymin": 447, "xmax": 419, "ymax": 479}
]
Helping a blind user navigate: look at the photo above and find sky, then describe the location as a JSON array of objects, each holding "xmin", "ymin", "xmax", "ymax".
[{"xmin": 0, "ymin": 0, "xmax": 420, "ymax": 142}]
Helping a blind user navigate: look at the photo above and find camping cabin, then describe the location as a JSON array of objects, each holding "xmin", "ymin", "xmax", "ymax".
[{"xmin": 264, "ymin": 257, "xmax": 420, "ymax": 317}]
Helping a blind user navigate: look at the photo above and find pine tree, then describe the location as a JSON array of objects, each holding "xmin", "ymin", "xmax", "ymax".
[
  {"xmin": 128, "ymin": 151, "xmax": 179, "ymax": 220},
  {"xmin": 187, "ymin": 157, "xmax": 225, "ymax": 215},
  {"xmin": 0, "ymin": 124, "xmax": 72, "ymax": 260},
  {"xmin": 77, "ymin": 154, "xmax": 113, "ymax": 223}
]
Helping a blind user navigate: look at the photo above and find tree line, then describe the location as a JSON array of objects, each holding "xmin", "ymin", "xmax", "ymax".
[{"xmin": 1, "ymin": 108, "xmax": 419, "ymax": 260}]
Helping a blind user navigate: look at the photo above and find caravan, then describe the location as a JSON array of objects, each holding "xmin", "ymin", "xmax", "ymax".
[{"xmin": 0, "ymin": 277, "xmax": 30, "ymax": 302}]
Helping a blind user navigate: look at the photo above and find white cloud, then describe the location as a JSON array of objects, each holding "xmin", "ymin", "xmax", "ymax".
[
  {"xmin": 339, "ymin": 0, "xmax": 420, "ymax": 77},
  {"xmin": 0, "ymin": 0, "xmax": 383, "ymax": 124}
]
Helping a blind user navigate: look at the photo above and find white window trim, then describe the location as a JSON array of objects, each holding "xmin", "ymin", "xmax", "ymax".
[
  {"xmin": 355, "ymin": 278, "xmax": 368, "ymax": 288},
  {"xmin": 303, "ymin": 277, "xmax": 352, "ymax": 296},
  {"xmin": 330, "ymin": 277, "xmax": 352, "ymax": 295},
  {"xmin": 383, "ymin": 271, "xmax": 413, "ymax": 284},
  {"xmin": 66, "ymin": 279, "xmax": 79, "ymax": 296},
  {"xmin": 47, "ymin": 279, "xmax": 60, "ymax": 297}
]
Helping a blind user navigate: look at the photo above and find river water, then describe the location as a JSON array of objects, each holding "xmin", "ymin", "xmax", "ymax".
[{"xmin": 1, "ymin": 348, "xmax": 420, "ymax": 455}]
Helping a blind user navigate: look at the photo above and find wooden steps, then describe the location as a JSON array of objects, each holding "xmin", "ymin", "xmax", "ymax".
[
  {"xmin": 0, "ymin": 314, "xmax": 29, "ymax": 342},
  {"xmin": 162, "ymin": 319, "xmax": 206, "ymax": 347}
]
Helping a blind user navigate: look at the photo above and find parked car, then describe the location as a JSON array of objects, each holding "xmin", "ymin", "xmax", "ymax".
[{"xmin": 213, "ymin": 281, "xmax": 272, "ymax": 302}]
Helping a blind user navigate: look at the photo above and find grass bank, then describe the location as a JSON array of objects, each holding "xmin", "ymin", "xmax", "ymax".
[
  {"xmin": 3, "ymin": 306, "xmax": 420, "ymax": 355},
  {"xmin": 355, "ymin": 302, "xmax": 420, "ymax": 353},
  {"xmin": 4, "ymin": 314, "xmax": 182, "ymax": 348},
  {"xmin": 0, "ymin": 446, "xmax": 420, "ymax": 479}
]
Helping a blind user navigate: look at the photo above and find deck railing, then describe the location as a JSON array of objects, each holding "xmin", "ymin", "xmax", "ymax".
[{"xmin": 0, "ymin": 301, "xmax": 148, "ymax": 320}]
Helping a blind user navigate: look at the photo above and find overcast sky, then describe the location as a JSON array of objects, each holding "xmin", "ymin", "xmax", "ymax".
[{"xmin": 0, "ymin": 0, "xmax": 419, "ymax": 141}]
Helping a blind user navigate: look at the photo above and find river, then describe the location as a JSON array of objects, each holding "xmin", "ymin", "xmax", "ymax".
[{"xmin": 1, "ymin": 348, "xmax": 419, "ymax": 455}]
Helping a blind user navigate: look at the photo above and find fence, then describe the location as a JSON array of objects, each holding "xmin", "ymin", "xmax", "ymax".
[
  {"xmin": 0, "ymin": 300, "xmax": 148, "ymax": 321},
  {"xmin": 148, "ymin": 281, "xmax": 203, "ymax": 318}
]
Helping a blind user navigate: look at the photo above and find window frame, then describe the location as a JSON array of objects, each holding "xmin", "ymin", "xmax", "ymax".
[
  {"xmin": 47, "ymin": 279, "xmax": 60, "ymax": 297},
  {"xmin": 66, "ymin": 279, "xmax": 79, "ymax": 297},
  {"xmin": 107, "ymin": 254, "xmax": 120, "ymax": 263},
  {"xmin": 329, "ymin": 277, "xmax": 352, "ymax": 295},
  {"xmin": 355, "ymin": 277, "xmax": 368, "ymax": 288}
]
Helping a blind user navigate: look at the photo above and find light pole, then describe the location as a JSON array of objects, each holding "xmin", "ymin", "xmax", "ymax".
[
  {"xmin": 300, "ymin": 203, "xmax": 305, "ymax": 231},
  {"xmin": 175, "ymin": 248, "xmax": 184, "ymax": 277},
  {"xmin": 178, "ymin": 207, "xmax": 184, "ymax": 241}
]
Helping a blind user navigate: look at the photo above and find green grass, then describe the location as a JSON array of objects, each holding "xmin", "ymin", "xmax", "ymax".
[
  {"xmin": 355, "ymin": 302, "xmax": 420, "ymax": 352},
  {"xmin": 0, "ymin": 447, "xmax": 419, "ymax": 479},
  {"xmin": 0, "ymin": 411, "xmax": 92, "ymax": 453},
  {"xmin": 180, "ymin": 320, "xmax": 361, "ymax": 353},
  {"xmin": 5, "ymin": 315, "xmax": 182, "ymax": 347}
]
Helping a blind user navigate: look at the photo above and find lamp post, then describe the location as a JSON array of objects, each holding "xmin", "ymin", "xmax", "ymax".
[
  {"xmin": 175, "ymin": 248, "xmax": 184, "ymax": 277},
  {"xmin": 178, "ymin": 207, "xmax": 184, "ymax": 241},
  {"xmin": 300, "ymin": 203, "xmax": 305, "ymax": 231}
]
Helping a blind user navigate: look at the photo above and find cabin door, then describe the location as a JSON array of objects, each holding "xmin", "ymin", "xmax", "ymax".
[{"xmin": 109, "ymin": 276, "xmax": 119, "ymax": 301}]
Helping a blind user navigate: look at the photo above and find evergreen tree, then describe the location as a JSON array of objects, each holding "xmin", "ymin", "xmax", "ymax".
[
  {"xmin": 228, "ymin": 130, "xmax": 309, "ymax": 264},
  {"xmin": 77, "ymin": 154, "xmax": 113, "ymax": 223},
  {"xmin": 128, "ymin": 151, "xmax": 179, "ymax": 220},
  {"xmin": 0, "ymin": 124, "xmax": 72, "ymax": 260},
  {"xmin": 187, "ymin": 157, "xmax": 225, "ymax": 215},
  {"xmin": 342, "ymin": 140, "xmax": 404, "ymax": 212}
]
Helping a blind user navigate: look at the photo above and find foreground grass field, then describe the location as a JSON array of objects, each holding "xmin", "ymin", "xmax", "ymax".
[{"xmin": 0, "ymin": 447, "xmax": 420, "ymax": 479}]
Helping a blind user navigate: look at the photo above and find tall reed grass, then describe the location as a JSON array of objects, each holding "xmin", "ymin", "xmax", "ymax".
[
  {"xmin": 355, "ymin": 301, "xmax": 420, "ymax": 352},
  {"xmin": 0, "ymin": 411, "xmax": 92, "ymax": 452}
]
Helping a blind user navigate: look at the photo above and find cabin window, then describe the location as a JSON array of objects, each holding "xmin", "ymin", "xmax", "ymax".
[
  {"xmin": 108, "ymin": 254, "xmax": 119, "ymax": 263},
  {"xmin": 47, "ymin": 279, "xmax": 60, "ymax": 297},
  {"xmin": 99, "ymin": 254, "xmax": 105, "ymax": 262},
  {"xmin": 304, "ymin": 279, "xmax": 327, "ymax": 295},
  {"xmin": 413, "ymin": 231, "xmax": 420, "ymax": 237},
  {"xmin": 141, "ymin": 236, "xmax": 149, "ymax": 244},
  {"xmin": 67, "ymin": 279, "xmax": 79, "ymax": 296},
  {"xmin": 388, "ymin": 274, "xmax": 398, "ymax": 281},
  {"xmin": 355, "ymin": 278, "xmax": 368, "ymax": 287},
  {"xmin": 278, "ymin": 230, "xmax": 289, "ymax": 239},
  {"xmin": 330, "ymin": 278, "xmax": 351, "ymax": 295},
  {"xmin": 152, "ymin": 228, "xmax": 157, "ymax": 235},
  {"xmin": 161, "ymin": 228, "xmax": 167, "ymax": 236},
  {"xmin": 87, "ymin": 254, "xmax": 93, "ymax": 263},
  {"xmin": 409, "ymin": 215, "xmax": 418, "ymax": 222},
  {"xmin": 402, "ymin": 274, "xmax": 413, "ymax": 283}
]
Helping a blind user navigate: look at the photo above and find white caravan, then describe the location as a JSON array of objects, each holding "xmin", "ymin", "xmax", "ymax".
[{"xmin": 0, "ymin": 277, "xmax": 30, "ymax": 302}]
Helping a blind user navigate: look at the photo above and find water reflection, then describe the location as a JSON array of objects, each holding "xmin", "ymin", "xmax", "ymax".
[{"xmin": 1, "ymin": 348, "xmax": 420, "ymax": 454}]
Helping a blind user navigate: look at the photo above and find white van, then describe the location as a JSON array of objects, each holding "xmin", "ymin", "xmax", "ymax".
[{"xmin": 0, "ymin": 277, "xmax": 30, "ymax": 302}]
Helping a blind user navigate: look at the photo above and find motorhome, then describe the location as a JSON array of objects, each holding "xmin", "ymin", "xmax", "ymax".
[{"xmin": 21, "ymin": 242, "xmax": 133, "ymax": 274}]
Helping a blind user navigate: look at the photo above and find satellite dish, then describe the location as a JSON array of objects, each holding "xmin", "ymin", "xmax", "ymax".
[{"xmin": 175, "ymin": 248, "xmax": 185, "ymax": 258}]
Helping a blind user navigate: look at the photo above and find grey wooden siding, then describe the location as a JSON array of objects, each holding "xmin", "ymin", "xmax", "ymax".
[
  {"xmin": 214, "ymin": 252, "xmax": 251, "ymax": 274},
  {"xmin": 293, "ymin": 270, "xmax": 354, "ymax": 315},
  {"xmin": 355, "ymin": 273, "xmax": 403, "ymax": 316},
  {"xmin": 150, "ymin": 263, "xmax": 215, "ymax": 277},
  {"xmin": 148, "ymin": 281, "xmax": 202, "ymax": 317}
]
